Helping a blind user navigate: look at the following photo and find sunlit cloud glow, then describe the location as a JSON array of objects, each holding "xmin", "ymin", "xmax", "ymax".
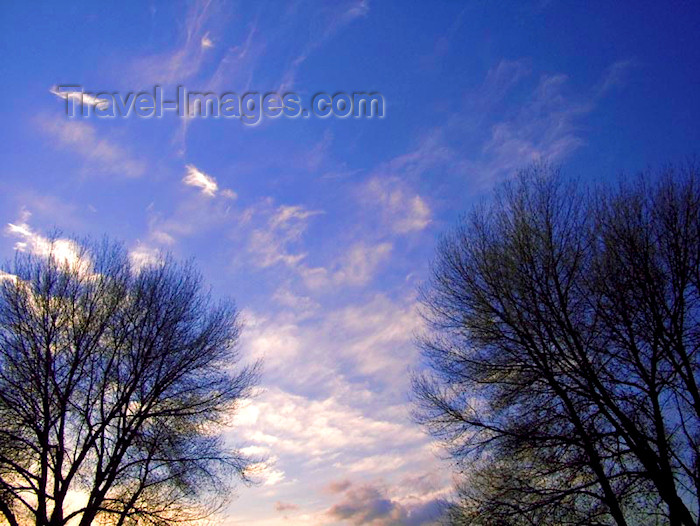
[{"xmin": 183, "ymin": 164, "xmax": 219, "ymax": 196}]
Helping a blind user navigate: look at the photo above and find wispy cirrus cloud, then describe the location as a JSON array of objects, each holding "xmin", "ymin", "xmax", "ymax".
[
  {"xmin": 205, "ymin": 18, "xmax": 263, "ymax": 95},
  {"xmin": 123, "ymin": 171, "xmax": 239, "ymax": 270},
  {"xmin": 241, "ymin": 292, "xmax": 424, "ymax": 399},
  {"xmin": 300, "ymin": 242, "xmax": 393, "ymax": 290},
  {"xmin": 133, "ymin": 0, "xmax": 220, "ymax": 85},
  {"xmin": 183, "ymin": 163, "xmax": 221, "ymax": 197},
  {"xmin": 361, "ymin": 177, "xmax": 431, "ymax": 234},
  {"xmin": 37, "ymin": 115, "xmax": 146, "ymax": 177},
  {"xmin": 596, "ymin": 58, "xmax": 638, "ymax": 96},
  {"xmin": 331, "ymin": 242, "xmax": 393, "ymax": 287},
  {"xmin": 147, "ymin": 0, "xmax": 370, "ymax": 154},
  {"xmin": 269, "ymin": 205, "xmax": 322, "ymax": 229},
  {"xmin": 247, "ymin": 203, "xmax": 324, "ymax": 269},
  {"xmin": 469, "ymin": 71, "xmax": 593, "ymax": 184},
  {"xmin": 49, "ymin": 86, "xmax": 110, "ymax": 111},
  {"xmin": 320, "ymin": 294, "xmax": 421, "ymax": 377},
  {"xmin": 434, "ymin": 57, "xmax": 638, "ymax": 188},
  {"xmin": 200, "ymin": 32, "xmax": 214, "ymax": 49},
  {"xmin": 278, "ymin": 0, "xmax": 369, "ymax": 92},
  {"xmin": 362, "ymin": 57, "xmax": 633, "ymax": 197}
]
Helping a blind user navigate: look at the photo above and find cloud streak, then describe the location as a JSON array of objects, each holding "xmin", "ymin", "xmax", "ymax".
[
  {"xmin": 361, "ymin": 178, "xmax": 431, "ymax": 234},
  {"xmin": 247, "ymin": 203, "xmax": 324, "ymax": 269},
  {"xmin": 38, "ymin": 116, "xmax": 145, "ymax": 177},
  {"xmin": 50, "ymin": 86, "xmax": 110, "ymax": 110},
  {"xmin": 133, "ymin": 0, "xmax": 220, "ymax": 85},
  {"xmin": 183, "ymin": 164, "xmax": 219, "ymax": 196}
]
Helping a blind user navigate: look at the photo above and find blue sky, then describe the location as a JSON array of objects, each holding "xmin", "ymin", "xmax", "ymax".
[{"xmin": 1, "ymin": 1, "xmax": 700, "ymax": 524}]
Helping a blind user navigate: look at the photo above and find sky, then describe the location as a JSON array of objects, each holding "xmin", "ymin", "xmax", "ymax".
[{"xmin": 1, "ymin": 1, "xmax": 700, "ymax": 524}]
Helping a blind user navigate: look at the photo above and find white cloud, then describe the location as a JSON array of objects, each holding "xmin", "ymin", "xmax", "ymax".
[
  {"xmin": 183, "ymin": 164, "xmax": 219, "ymax": 196},
  {"xmin": 298, "ymin": 242, "xmax": 393, "ymax": 291},
  {"xmin": 128, "ymin": 242, "xmax": 161, "ymax": 271},
  {"xmin": 478, "ymin": 72, "xmax": 593, "ymax": 177},
  {"xmin": 0, "ymin": 270, "xmax": 18, "ymax": 282},
  {"xmin": 249, "ymin": 227, "xmax": 307, "ymax": 268},
  {"xmin": 134, "ymin": 180, "xmax": 238, "ymax": 251},
  {"xmin": 50, "ymin": 86, "xmax": 111, "ymax": 110},
  {"xmin": 597, "ymin": 59, "xmax": 637, "ymax": 96},
  {"xmin": 432, "ymin": 58, "xmax": 615, "ymax": 188},
  {"xmin": 239, "ymin": 445, "xmax": 271, "ymax": 458},
  {"xmin": 362, "ymin": 178, "xmax": 431, "ymax": 234},
  {"xmin": 269, "ymin": 205, "xmax": 322, "ymax": 229},
  {"xmin": 354, "ymin": 58, "xmax": 617, "ymax": 196},
  {"xmin": 241, "ymin": 293, "xmax": 423, "ymax": 397},
  {"xmin": 241, "ymin": 313, "xmax": 302, "ymax": 369},
  {"xmin": 272, "ymin": 287, "xmax": 320, "ymax": 320},
  {"xmin": 228, "ymin": 293, "xmax": 448, "ymax": 524},
  {"xmin": 373, "ymin": 130, "xmax": 454, "ymax": 183},
  {"xmin": 333, "ymin": 453, "xmax": 407, "ymax": 474},
  {"xmin": 278, "ymin": 0, "xmax": 369, "ymax": 92},
  {"xmin": 38, "ymin": 115, "xmax": 145, "ymax": 177},
  {"xmin": 247, "ymin": 203, "xmax": 323, "ymax": 269},
  {"xmin": 232, "ymin": 388, "xmax": 424, "ymax": 461},
  {"xmin": 132, "ymin": 0, "xmax": 219, "ymax": 84},
  {"xmin": 324, "ymin": 294, "xmax": 422, "ymax": 376},
  {"xmin": 5, "ymin": 210, "xmax": 87, "ymax": 273},
  {"xmin": 201, "ymin": 32, "xmax": 214, "ymax": 49},
  {"xmin": 334, "ymin": 242, "xmax": 393, "ymax": 286},
  {"xmin": 244, "ymin": 458, "xmax": 286, "ymax": 487}
]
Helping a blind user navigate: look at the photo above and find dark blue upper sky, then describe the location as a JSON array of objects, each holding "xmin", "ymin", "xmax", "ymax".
[{"xmin": 1, "ymin": 1, "xmax": 699, "ymax": 523}]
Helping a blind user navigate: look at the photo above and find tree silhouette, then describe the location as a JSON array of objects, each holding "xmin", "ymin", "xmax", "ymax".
[
  {"xmin": 0, "ymin": 238, "xmax": 259, "ymax": 526},
  {"xmin": 414, "ymin": 163, "xmax": 699, "ymax": 525}
]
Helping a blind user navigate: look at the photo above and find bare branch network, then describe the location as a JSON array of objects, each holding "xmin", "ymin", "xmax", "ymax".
[
  {"xmin": 414, "ymin": 163, "xmax": 700, "ymax": 526},
  {"xmin": 0, "ymin": 240, "xmax": 260, "ymax": 526}
]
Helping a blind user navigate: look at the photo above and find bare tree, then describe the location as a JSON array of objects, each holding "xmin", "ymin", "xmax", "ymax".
[
  {"xmin": 0, "ymin": 238, "xmax": 260, "ymax": 526},
  {"xmin": 414, "ymin": 163, "xmax": 699, "ymax": 525}
]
